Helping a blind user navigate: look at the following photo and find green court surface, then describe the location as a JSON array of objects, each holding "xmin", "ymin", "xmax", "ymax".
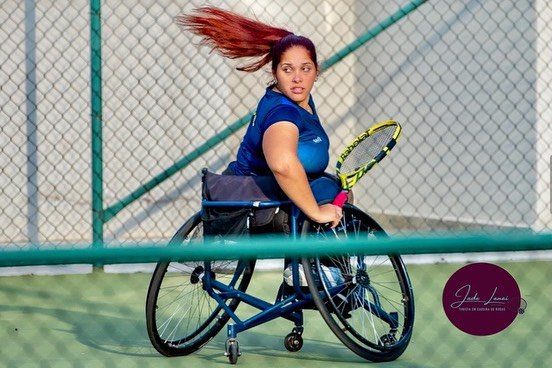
[{"xmin": 0, "ymin": 261, "xmax": 550, "ymax": 367}]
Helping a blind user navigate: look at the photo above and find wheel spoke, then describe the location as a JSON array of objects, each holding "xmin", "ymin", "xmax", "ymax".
[
  {"xmin": 146, "ymin": 213, "xmax": 255, "ymax": 356},
  {"xmin": 303, "ymin": 205, "xmax": 414, "ymax": 361}
]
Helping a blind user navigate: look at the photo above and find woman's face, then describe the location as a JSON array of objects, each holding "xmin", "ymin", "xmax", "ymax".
[{"xmin": 273, "ymin": 46, "xmax": 318, "ymax": 110}]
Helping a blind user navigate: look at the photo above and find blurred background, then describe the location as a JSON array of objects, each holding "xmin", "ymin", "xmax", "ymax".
[
  {"xmin": 0, "ymin": 0, "xmax": 550, "ymax": 366},
  {"xmin": 2, "ymin": 0, "xmax": 550, "ymax": 248}
]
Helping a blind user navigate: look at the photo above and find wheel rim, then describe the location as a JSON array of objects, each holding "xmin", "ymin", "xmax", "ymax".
[
  {"xmin": 305, "ymin": 206, "xmax": 414, "ymax": 354},
  {"xmin": 313, "ymin": 254, "xmax": 412, "ymax": 350},
  {"xmin": 148, "ymin": 216, "xmax": 254, "ymax": 353}
]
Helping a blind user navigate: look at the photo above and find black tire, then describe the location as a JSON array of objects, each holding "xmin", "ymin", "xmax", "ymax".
[
  {"xmin": 284, "ymin": 333, "xmax": 303, "ymax": 352},
  {"xmin": 227, "ymin": 339, "xmax": 239, "ymax": 364},
  {"xmin": 146, "ymin": 212, "xmax": 256, "ymax": 356},
  {"xmin": 301, "ymin": 204, "xmax": 414, "ymax": 362}
]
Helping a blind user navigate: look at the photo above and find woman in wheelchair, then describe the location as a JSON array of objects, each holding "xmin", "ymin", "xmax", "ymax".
[
  {"xmin": 181, "ymin": 6, "xmax": 344, "ymax": 228},
  {"xmin": 145, "ymin": 7, "xmax": 415, "ymax": 365}
]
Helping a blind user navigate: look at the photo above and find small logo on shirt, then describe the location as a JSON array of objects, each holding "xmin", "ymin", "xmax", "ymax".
[{"xmin": 313, "ymin": 137, "xmax": 322, "ymax": 143}]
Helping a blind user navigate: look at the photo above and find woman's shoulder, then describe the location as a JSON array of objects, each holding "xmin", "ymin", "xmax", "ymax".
[
  {"xmin": 262, "ymin": 106, "xmax": 303, "ymax": 132},
  {"xmin": 257, "ymin": 89, "xmax": 302, "ymax": 124},
  {"xmin": 259, "ymin": 88, "xmax": 301, "ymax": 113},
  {"xmin": 254, "ymin": 89, "xmax": 299, "ymax": 126}
]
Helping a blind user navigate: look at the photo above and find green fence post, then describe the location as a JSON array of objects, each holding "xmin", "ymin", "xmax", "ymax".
[{"xmin": 90, "ymin": 0, "xmax": 104, "ymax": 263}]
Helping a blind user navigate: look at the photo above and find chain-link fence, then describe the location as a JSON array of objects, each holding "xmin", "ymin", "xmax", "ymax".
[
  {"xmin": 1, "ymin": 0, "xmax": 551, "ymax": 366},
  {"xmin": 2, "ymin": 0, "xmax": 550, "ymax": 248}
]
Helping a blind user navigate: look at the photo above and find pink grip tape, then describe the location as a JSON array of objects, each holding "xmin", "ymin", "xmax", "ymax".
[{"xmin": 332, "ymin": 190, "xmax": 349, "ymax": 207}]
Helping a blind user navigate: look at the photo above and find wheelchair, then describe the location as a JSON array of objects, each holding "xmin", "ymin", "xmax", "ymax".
[{"xmin": 145, "ymin": 181, "xmax": 415, "ymax": 364}]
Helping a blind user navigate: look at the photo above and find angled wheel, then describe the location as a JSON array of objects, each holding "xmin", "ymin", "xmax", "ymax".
[
  {"xmin": 146, "ymin": 212, "xmax": 256, "ymax": 356},
  {"xmin": 225, "ymin": 338, "xmax": 240, "ymax": 364},
  {"xmin": 284, "ymin": 333, "xmax": 303, "ymax": 352},
  {"xmin": 301, "ymin": 204, "xmax": 414, "ymax": 362}
]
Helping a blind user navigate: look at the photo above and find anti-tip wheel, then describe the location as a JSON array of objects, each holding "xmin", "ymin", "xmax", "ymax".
[
  {"xmin": 284, "ymin": 333, "xmax": 303, "ymax": 352},
  {"xmin": 225, "ymin": 339, "xmax": 240, "ymax": 364}
]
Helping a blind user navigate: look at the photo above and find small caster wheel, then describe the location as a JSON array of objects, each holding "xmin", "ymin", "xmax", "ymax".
[
  {"xmin": 284, "ymin": 333, "xmax": 303, "ymax": 352},
  {"xmin": 225, "ymin": 338, "xmax": 240, "ymax": 364},
  {"xmin": 379, "ymin": 333, "xmax": 397, "ymax": 347}
]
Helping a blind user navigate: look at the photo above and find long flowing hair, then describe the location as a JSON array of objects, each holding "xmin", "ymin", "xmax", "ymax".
[{"xmin": 176, "ymin": 7, "xmax": 317, "ymax": 73}]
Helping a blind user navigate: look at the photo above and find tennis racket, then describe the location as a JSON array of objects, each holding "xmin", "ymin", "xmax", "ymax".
[{"xmin": 332, "ymin": 120, "xmax": 402, "ymax": 207}]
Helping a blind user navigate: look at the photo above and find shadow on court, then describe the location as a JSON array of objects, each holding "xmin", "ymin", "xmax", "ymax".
[
  {"xmin": 0, "ymin": 271, "xmax": 419, "ymax": 367},
  {"xmin": 1, "ymin": 263, "xmax": 549, "ymax": 367}
]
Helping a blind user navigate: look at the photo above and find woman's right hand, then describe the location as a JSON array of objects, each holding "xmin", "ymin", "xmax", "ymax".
[{"xmin": 311, "ymin": 203, "xmax": 343, "ymax": 228}]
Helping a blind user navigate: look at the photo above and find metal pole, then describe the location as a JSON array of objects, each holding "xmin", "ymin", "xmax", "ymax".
[
  {"xmin": 1, "ymin": 232, "xmax": 551, "ymax": 267},
  {"xmin": 90, "ymin": 0, "xmax": 104, "ymax": 256}
]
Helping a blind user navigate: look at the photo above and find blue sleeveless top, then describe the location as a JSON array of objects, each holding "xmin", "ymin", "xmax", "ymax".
[{"xmin": 229, "ymin": 88, "xmax": 330, "ymax": 177}]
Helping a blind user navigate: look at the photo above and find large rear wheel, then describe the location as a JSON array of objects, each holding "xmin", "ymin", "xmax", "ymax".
[
  {"xmin": 302, "ymin": 205, "xmax": 414, "ymax": 362},
  {"xmin": 146, "ymin": 213, "xmax": 255, "ymax": 356}
]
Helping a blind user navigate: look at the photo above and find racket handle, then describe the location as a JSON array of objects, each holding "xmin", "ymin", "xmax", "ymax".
[{"xmin": 332, "ymin": 190, "xmax": 349, "ymax": 208}]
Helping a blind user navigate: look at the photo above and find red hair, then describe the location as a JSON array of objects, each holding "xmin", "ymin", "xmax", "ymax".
[{"xmin": 176, "ymin": 7, "xmax": 317, "ymax": 73}]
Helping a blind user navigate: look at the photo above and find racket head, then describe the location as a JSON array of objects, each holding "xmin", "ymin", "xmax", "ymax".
[{"xmin": 336, "ymin": 120, "xmax": 402, "ymax": 190}]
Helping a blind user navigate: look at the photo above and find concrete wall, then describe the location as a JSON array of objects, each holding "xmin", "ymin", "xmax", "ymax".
[{"xmin": 1, "ymin": 0, "xmax": 549, "ymax": 246}]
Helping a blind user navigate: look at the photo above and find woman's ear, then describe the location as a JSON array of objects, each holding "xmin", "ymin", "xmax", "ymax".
[{"xmin": 271, "ymin": 73, "xmax": 279, "ymax": 90}]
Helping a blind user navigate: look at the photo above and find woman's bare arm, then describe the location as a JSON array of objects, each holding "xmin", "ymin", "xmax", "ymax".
[{"xmin": 262, "ymin": 121, "xmax": 341, "ymax": 227}]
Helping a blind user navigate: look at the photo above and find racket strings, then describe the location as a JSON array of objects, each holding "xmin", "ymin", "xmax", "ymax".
[{"xmin": 340, "ymin": 126, "xmax": 397, "ymax": 173}]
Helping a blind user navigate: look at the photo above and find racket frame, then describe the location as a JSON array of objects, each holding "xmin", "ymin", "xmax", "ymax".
[{"xmin": 335, "ymin": 119, "xmax": 402, "ymax": 191}]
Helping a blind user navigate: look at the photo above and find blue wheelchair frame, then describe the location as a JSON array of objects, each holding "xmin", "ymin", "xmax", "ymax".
[{"xmin": 201, "ymin": 199, "xmax": 399, "ymax": 343}]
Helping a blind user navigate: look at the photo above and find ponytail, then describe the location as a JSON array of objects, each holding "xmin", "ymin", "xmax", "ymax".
[
  {"xmin": 178, "ymin": 7, "xmax": 319, "ymax": 74},
  {"xmin": 176, "ymin": 7, "xmax": 292, "ymax": 72}
]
